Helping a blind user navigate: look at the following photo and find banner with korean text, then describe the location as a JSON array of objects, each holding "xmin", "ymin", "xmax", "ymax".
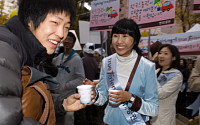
[
  {"xmin": 193, "ymin": 0, "xmax": 200, "ymax": 13},
  {"xmin": 90, "ymin": 0, "xmax": 120, "ymax": 32},
  {"xmin": 128, "ymin": 0, "xmax": 175, "ymax": 29},
  {"xmin": 139, "ymin": 31, "xmax": 200, "ymax": 56}
]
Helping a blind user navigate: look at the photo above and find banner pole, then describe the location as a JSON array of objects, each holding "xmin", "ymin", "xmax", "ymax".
[{"xmin": 148, "ymin": 29, "xmax": 151, "ymax": 59}]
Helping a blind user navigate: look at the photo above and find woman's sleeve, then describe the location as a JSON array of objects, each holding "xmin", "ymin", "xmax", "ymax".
[
  {"xmin": 133, "ymin": 62, "xmax": 159, "ymax": 117},
  {"xmin": 94, "ymin": 58, "xmax": 109, "ymax": 106}
]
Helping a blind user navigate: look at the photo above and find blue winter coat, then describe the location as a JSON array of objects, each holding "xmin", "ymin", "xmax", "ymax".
[{"xmin": 94, "ymin": 54, "xmax": 158, "ymax": 125}]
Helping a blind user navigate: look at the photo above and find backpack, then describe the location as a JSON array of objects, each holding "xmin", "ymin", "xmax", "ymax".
[{"xmin": 21, "ymin": 66, "xmax": 56, "ymax": 125}]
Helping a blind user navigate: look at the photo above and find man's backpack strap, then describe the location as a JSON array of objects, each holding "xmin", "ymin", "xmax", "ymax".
[{"xmin": 21, "ymin": 66, "xmax": 55, "ymax": 125}]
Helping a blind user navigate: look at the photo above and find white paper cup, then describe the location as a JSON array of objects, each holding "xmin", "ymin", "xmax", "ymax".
[
  {"xmin": 77, "ymin": 85, "xmax": 92, "ymax": 104},
  {"xmin": 93, "ymin": 79, "xmax": 99, "ymax": 82},
  {"xmin": 93, "ymin": 79, "xmax": 99, "ymax": 85},
  {"xmin": 108, "ymin": 89, "xmax": 119, "ymax": 104}
]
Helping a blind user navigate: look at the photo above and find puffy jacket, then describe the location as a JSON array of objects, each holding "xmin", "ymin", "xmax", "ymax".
[
  {"xmin": 0, "ymin": 16, "xmax": 67, "ymax": 125},
  {"xmin": 0, "ymin": 41, "xmax": 42, "ymax": 125}
]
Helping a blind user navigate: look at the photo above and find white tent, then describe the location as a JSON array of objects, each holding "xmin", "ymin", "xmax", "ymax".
[
  {"xmin": 79, "ymin": 21, "xmax": 101, "ymax": 44},
  {"xmin": 70, "ymin": 30, "xmax": 82, "ymax": 50},
  {"xmin": 186, "ymin": 23, "xmax": 200, "ymax": 32}
]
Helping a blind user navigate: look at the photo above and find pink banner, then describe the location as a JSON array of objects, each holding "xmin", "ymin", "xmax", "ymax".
[
  {"xmin": 140, "ymin": 31, "xmax": 200, "ymax": 56},
  {"xmin": 90, "ymin": 0, "xmax": 120, "ymax": 32},
  {"xmin": 128, "ymin": 0, "xmax": 175, "ymax": 29},
  {"xmin": 193, "ymin": 0, "xmax": 200, "ymax": 13}
]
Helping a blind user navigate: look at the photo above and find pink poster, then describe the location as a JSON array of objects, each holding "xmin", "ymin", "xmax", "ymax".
[
  {"xmin": 193, "ymin": 0, "xmax": 200, "ymax": 13},
  {"xmin": 128, "ymin": 0, "xmax": 175, "ymax": 29},
  {"xmin": 90, "ymin": 0, "xmax": 120, "ymax": 32}
]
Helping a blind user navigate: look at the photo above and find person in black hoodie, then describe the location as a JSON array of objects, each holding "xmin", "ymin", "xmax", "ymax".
[{"xmin": 0, "ymin": 0, "xmax": 93, "ymax": 125}]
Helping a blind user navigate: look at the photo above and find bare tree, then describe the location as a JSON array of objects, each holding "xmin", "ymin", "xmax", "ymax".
[
  {"xmin": 175, "ymin": 0, "xmax": 200, "ymax": 32},
  {"xmin": 0, "ymin": 0, "xmax": 13, "ymax": 25},
  {"xmin": 0, "ymin": 0, "xmax": 9, "ymax": 25}
]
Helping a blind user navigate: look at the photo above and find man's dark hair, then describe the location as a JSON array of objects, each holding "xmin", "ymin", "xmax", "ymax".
[
  {"xmin": 18, "ymin": 0, "xmax": 76, "ymax": 29},
  {"xmin": 150, "ymin": 41, "xmax": 162, "ymax": 56},
  {"xmin": 89, "ymin": 46, "xmax": 94, "ymax": 50},
  {"xmin": 67, "ymin": 32, "xmax": 76, "ymax": 43}
]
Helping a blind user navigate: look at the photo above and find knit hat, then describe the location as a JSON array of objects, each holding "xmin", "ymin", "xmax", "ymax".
[
  {"xmin": 94, "ymin": 48, "xmax": 106, "ymax": 57},
  {"xmin": 83, "ymin": 42, "xmax": 95, "ymax": 54},
  {"xmin": 150, "ymin": 41, "xmax": 162, "ymax": 56}
]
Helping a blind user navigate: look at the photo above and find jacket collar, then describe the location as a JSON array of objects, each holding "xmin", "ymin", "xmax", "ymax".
[
  {"xmin": 5, "ymin": 16, "xmax": 47, "ymax": 67},
  {"xmin": 157, "ymin": 68, "xmax": 180, "ymax": 74},
  {"xmin": 28, "ymin": 66, "xmax": 59, "ymax": 90}
]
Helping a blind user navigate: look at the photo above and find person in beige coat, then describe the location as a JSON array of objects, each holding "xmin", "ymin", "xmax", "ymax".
[
  {"xmin": 151, "ymin": 44, "xmax": 183, "ymax": 125},
  {"xmin": 187, "ymin": 56, "xmax": 200, "ymax": 92}
]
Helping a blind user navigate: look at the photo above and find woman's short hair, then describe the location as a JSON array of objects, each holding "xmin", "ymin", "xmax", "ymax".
[
  {"xmin": 111, "ymin": 18, "xmax": 142, "ymax": 55},
  {"xmin": 18, "ymin": 0, "xmax": 76, "ymax": 29}
]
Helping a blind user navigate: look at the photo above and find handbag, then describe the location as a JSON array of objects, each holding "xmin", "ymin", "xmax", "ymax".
[{"xmin": 21, "ymin": 66, "xmax": 56, "ymax": 125}]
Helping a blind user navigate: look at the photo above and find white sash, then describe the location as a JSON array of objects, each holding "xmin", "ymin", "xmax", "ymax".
[
  {"xmin": 157, "ymin": 72, "xmax": 180, "ymax": 86},
  {"xmin": 187, "ymin": 94, "xmax": 200, "ymax": 116}
]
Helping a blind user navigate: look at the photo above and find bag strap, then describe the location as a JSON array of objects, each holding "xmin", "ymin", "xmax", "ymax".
[
  {"xmin": 22, "ymin": 66, "xmax": 55, "ymax": 125},
  {"xmin": 125, "ymin": 55, "xmax": 141, "ymax": 91},
  {"xmin": 30, "ymin": 82, "xmax": 50, "ymax": 124}
]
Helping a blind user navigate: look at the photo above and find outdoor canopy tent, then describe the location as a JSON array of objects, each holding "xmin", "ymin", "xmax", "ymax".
[{"xmin": 186, "ymin": 23, "xmax": 200, "ymax": 33}]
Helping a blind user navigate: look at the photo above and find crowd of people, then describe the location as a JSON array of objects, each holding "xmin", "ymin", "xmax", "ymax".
[{"xmin": 0, "ymin": 0, "xmax": 199, "ymax": 125}]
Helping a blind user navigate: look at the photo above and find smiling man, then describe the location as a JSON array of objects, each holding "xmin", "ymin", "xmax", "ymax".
[
  {"xmin": 29, "ymin": 13, "xmax": 71, "ymax": 55},
  {"xmin": 0, "ymin": 0, "xmax": 91, "ymax": 125}
]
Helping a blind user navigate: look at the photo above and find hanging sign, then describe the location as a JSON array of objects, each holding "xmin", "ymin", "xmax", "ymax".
[
  {"xmin": 128, "ymin": 0, "xmax": 176, "ymax": 29},
  {"xmin": 90, "ymin": 0, "xmax": 120, "ymax": 32},
  {"xmin": 193, "ymin": 0, "xmax": 200, "ymax": 13}
]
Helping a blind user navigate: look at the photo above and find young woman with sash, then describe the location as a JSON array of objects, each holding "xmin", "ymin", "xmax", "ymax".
[
  {"xmin": 86, "ymin": 18, "xmax": 159, "ymax": 125},
  {"xmin": 150, "ymin": 44, "xmax": 183, "ymax": 125}
]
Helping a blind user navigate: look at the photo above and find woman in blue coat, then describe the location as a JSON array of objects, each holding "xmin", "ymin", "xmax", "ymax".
[{"xmin": 87, "ymin": 18, "xmax": 158, "ymax": 125}]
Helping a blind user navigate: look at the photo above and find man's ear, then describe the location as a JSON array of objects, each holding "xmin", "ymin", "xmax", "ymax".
[{"xmin": 28, "ymin": 21, "xmax": 34, "ymax": 31}]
